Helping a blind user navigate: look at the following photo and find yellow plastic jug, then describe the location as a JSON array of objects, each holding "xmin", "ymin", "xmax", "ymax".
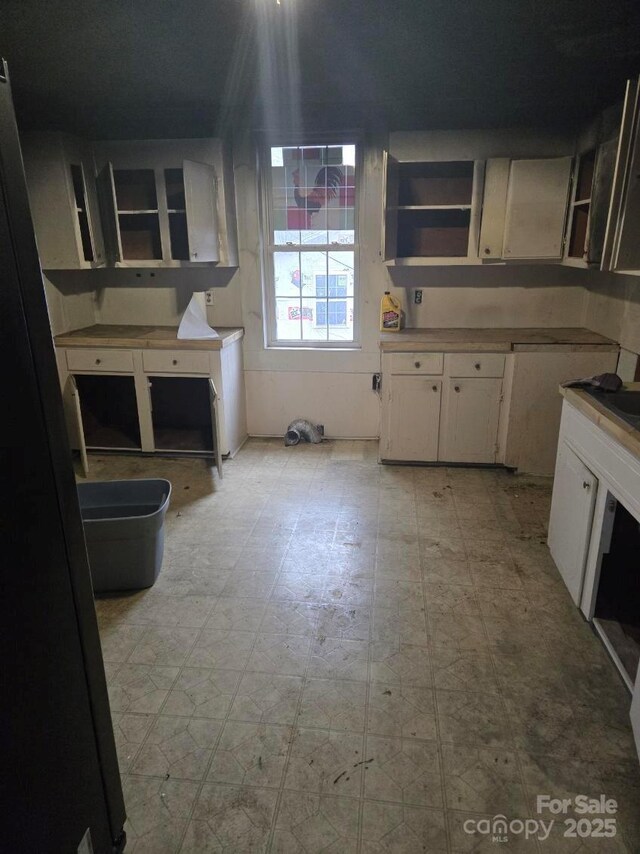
[{"xmin": 380, "ymin": 291, "xmax": 402, "ymax": 332}]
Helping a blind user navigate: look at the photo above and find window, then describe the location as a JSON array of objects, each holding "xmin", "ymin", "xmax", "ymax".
[{"xmin": 261, "ymin": 142, "xmax": 357, "ymax": 346}]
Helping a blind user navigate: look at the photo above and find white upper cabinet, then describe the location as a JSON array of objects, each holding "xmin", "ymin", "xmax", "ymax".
[
  {"xmin": 383, "ymin": 131, "xmax": 575, "ymax": 265},
  {"xmin": 94, "ymin": 139, "xmax": 237, "ymax": 268},
  {"xmin": 22, "ymin": 132, "xmax": 105, "ymax": 270},
  {"xmin": 602, "ymin": 76, "xmax": 640, "ymax": 273},
  {"xmin": 23, "ymin": 134, "xmax": 238, "ymax": 271},
  {"xmin": 563, "ymin": 142, "xmax": 618, "ymax": 268},
  {"xmin": 485, "ymin": 156, "xmax": 573, "ymax": 260},
  {"xmin": 382, "ymin": 153, "xmax": 485, "ymax": 264}
]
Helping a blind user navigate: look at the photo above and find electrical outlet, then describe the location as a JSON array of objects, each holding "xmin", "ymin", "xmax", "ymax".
[
  {"xmin": 205, "ymin": 289, "xmax": 214, "ymax": 306},
  {"xmin": 414, "ymin": 289, "xmax": 423, "ymax": 305}
]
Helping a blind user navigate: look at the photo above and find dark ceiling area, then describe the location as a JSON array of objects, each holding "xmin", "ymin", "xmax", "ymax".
[{"xmin": 1, "ymin": 0, "xmax": 639, "ymax": 139}]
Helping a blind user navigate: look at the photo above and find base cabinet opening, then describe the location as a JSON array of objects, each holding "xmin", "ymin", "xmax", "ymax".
[
  {"xmin": 75, "ymin": 374, "xmax": 141, "ymax": 450},
  {"xmin": 593, "ymin": 497, "xmax": 640, "ymax": 685},
  {"xmin": 149, "ymin": 376, "xmax": 215, "ymax": 454}
]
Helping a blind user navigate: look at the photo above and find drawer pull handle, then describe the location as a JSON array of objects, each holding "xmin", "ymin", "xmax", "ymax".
[
  {"xmin": 454, "ymin": 385, "xmax": 461, "ymax": 393},
  {"xmin": 432, "ymin": 385, "xmax": 438, "ymax": 392},
  {"xmin": 414, "ymin": 361, "xmax": 421, "ymax": 369},
  {"xmin": 172, "ymin": 359, "xmax": 178, "ymax": 365},
  {"xmin": 95, "ymin": 358, "xmax": 101, "ymax": 364},
  {"xmin": 475, "ymin": 362, "xmax": 481, "ymax": 370}
]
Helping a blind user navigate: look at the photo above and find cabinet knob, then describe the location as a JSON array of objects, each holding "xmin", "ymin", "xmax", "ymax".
[
  {"xmin": 95, "ymin": 358, "xmax": 101, "ymax": 364},
  {"xmin": 474, "ymin": 362, "xmax": 481, "ymax": 370},
  {"xmin": 454, "ymin": 385, "xmax": 461, "ymax": 393},
  {"xmin": 484, "ymin": 247, "xmax": 490, "ymax": 255},
  {"xmin": 414, "ymin": 361, "xmax": 421, "ymax": 369},
  {"xmin": 172, "ymin": 359, "xmax": 178, "ymax": 365},
  {"xmin": 432, "ymin": 384, "xmax": 438, "ymax": 392},
  {"xmin": 583, "ymin": 481, "xmax": 591, "ymax": 491}
]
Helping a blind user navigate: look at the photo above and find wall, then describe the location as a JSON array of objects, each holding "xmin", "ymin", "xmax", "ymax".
[{"xmin": 582, "ymin": 270, "xmax": 640, "ymax": 366}]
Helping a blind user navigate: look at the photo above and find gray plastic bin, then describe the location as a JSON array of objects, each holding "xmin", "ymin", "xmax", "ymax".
[{"xmin": 77, "ymin": 478, "xmax": 172, "ymax": 593}]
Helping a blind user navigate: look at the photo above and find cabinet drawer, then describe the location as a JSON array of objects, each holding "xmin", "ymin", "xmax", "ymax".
[
  {"xmin": 387, "ymin": 352, "xmax": 444, "ymax": 375},
  {"xmin": 445, "ymin": 353, "xmax": 505, "ymax": 378},
  {"xmin": 66, "ymin": 348, "xmax": 134, "ymax": 373},
  {"xmin": 142, "ymin": 350, "xmax": 210, "ymax": 375}
]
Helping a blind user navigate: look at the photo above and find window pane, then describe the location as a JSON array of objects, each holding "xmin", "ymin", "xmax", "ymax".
[
  {"xmin": 270, "ymin": 144, "xmax": 356, "ymax": 246},
  {"xmin": 273, "ymin": 251, "xmax": 301, "ymax": 297},
  {"xmin": 275, "ymin": 297, "xmax": 304, "ymax": 341},
  {"xmin": 328, "ymin": 298, "xmax": 354, "ymax": 341},
  {"xmin": 303, "ymin": 297, "xmax": 328, "ymax": 342}
]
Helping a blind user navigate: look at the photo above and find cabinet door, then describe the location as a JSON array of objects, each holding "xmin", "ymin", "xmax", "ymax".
[
  {"xmin": 384, "ymin": 375, "xmax": 441, "ymax": 461},
  {"xmin": 502, "ymin": 157, "xmax": 572, "ymax": 259},
  {"xmin": 548, "ymin": 442, "xmax": 598, "ymax": 605},
  {"xmin": 478, "ymin": 158, "xmax": 510, "ymax": 259},
  {"xmin": 63, "ymin": 374, "xmax": 89, "ymax": 476},
  {"xmin": 208, "ymin": 378, "xmax": 223, "ymax": 478},
  {"xmin": 611, "ymin": 78, "xmax": 640, "ymax": 272},
  {"xmin": 631, "ymin": 664, "xmax": 640, "ymax": 760},
  {"xmin": 587, "ymin": 138, "xmax": 617, "ymax": 266},
  {"xmin": 381, "ymin": 151, "xmax": 399, "ymax": 261},
  {"xmin": 439, "ymin": 378, "xmax": 502, "ymax": 463},
  {"xmin": 602, "ymin": 76, "xmax": 640, "ymax": 271},
  {"xmin": 96, "ymin": 162, "xmax": 122, "ymax": 264},
  {"xmin": 184, "ymin": 160, "xmax": 220, "ymax": 263}
]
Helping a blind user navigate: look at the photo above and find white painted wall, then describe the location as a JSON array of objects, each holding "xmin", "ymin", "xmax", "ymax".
[{"xmin": 582, "ymin": 269, "xmax": 640, "ymax": 357}]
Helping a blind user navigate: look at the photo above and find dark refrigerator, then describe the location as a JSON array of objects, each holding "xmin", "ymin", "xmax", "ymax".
[{"xmin": 0, "ymin": 60, "xmax": 126, "ymax": 852}]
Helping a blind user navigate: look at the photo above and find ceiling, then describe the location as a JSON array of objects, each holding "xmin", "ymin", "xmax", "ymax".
[{"xmin": 1, "ymin": 0, "xmax": 639, "ymax": 139}]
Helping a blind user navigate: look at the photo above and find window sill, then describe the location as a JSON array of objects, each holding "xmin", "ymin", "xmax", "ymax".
[{"xmin": 266, "ymin": 344, "xmax": 362, "ymax": 352}]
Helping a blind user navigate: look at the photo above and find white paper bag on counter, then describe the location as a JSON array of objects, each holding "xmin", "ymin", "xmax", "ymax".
[{"xmin": 177, "ymin": 293, "xmax": 220, "ymax": 339}]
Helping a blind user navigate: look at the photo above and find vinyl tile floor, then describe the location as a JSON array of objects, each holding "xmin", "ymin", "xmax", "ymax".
[{"xmin": 89, "ymin": 439, "xmax": 640, "ymax": 853}]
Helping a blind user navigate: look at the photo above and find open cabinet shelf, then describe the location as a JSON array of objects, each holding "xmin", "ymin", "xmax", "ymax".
[{"xmin": 383, "ymin": 155, "xmax": 483, "ymax": 263}]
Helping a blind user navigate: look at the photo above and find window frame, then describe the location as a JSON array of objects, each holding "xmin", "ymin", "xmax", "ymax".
[{"xmin": 258, "ymin": 135, "xmax": 362, "ymax": 350}]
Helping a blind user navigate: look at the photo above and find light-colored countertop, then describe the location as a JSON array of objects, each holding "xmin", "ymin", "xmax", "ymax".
[
  {"xmin": 54, "ymin": 324, "xmax": 244, "ymax": 351},
  {"xmin": 562, "ymin": 384, "xmax": 640, "ymax": 460},
  {"xmin": 380, "ymin": 327, "xmax": 618, "ymax": 353}
]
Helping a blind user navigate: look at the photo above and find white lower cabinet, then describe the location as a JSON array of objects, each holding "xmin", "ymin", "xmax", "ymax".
[
  {"xmin": 439, "ymin": 378, "xmax": 503, "ymax": 463},
  {"xmin": 380, "ymin": 351, "xmax": 504, "ymax": 464},
  {"xmin": 549, "ymin": 398, "xmax": 640, "ymax": 762},
  {"xmin": 56, "ymin": 337, "xmax": 246, "ymax": 476},
  {"xmin": 548, "ymin": 440, "xmax": 598, "ymax": 605},
  {"xmin": 384, "ymin": 375, "xmax": 442, "ymax": 461}
]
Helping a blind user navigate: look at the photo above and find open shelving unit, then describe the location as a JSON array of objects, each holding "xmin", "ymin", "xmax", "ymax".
[{"xmin": 383, "ymin": 158, "xmax": 484, "ymax": 263}]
